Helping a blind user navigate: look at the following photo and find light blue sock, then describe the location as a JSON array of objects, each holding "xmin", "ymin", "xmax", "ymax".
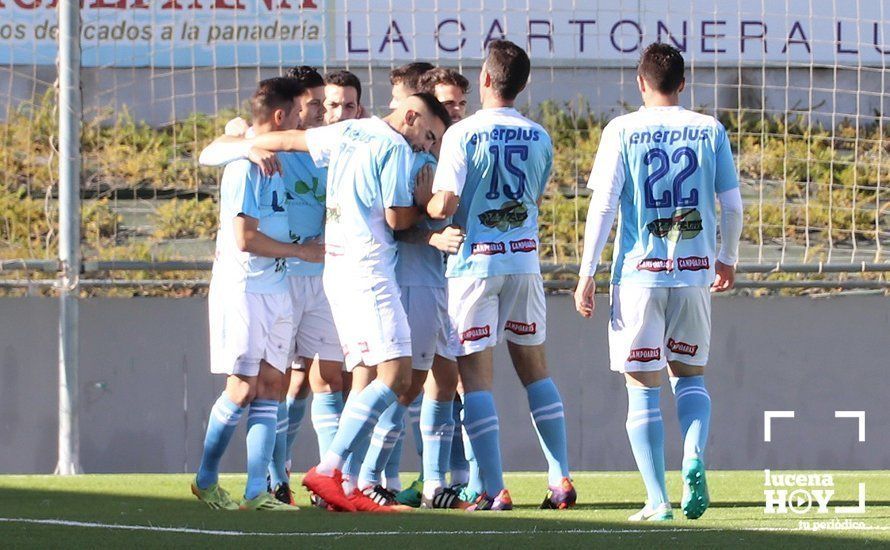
[
  {"xmin": 670, "ymin": 376, "xmax": 712, "ymax": 461},
  {"xmin": 268, "ymin": 401, "xmax": 289, "ymax": 488},
  {"xmin": 244, "ymin": 399, "xmax": 279, "ymax": 500},
  {"xmin": 421, "ymin": 397, "xmax": 455, "ymax": 486},
  {"xmin": 311, "ymin": 391, "xmax": 343, "ymax": 458},
  {"xmin": 460, "ymin": 399, "xmax": 484, "ymax": 495},
  {"xmin": 327, "ymin": 380, "xmax": 397, "ymax": 476},
  {"xmin": 359, "ymin": 402, "xmax": 408, "ymax": 488},
  {"xmin": 625, "ymin": 385, "xmax": 668, "ymax": 507},
  {"xmin": 196, "ymin": 393, "xmax": 244, "ymax": 489},
  {"xmin": 384, "ymin": 427, "xmax": 405, "ymax": 489},
  {"xmin": 408, "ymin": 393, "xmax": 423, "ymax": 457},
  {"xmin": 449, "ymin": 399, "xmax": 469, "ymax": 484},
  {"xmin": 526, "ymin": 378, "xmax": 570, "ymax": 485},
  {"xmin": 285, "ymin": 396, "xmax": 308, "ymax": 460},
  {"xmin": 462, "ymin": 391, "xmax": 504, "ymax": 496}
]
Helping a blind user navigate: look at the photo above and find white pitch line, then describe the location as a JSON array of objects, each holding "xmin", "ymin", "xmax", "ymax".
[{"xmin": 1, "ymin": 518, "xmax": 889, "ymax": 537}]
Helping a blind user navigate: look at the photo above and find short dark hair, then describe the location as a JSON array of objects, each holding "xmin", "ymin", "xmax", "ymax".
[
  {"xmin": 286, "ymin": 65, "xmax": 325, "ymax": 89},
  {"xmin": 410, "ymin": 92, "xmax": 453, "ymax": 130},
  {"xmin": 638, "ymin": 42, "xmax": 685, "ymax": 94},
  {"xmin": 484, "ymin": 40, "xmax": 530, "ymax": 101},
  {"xmin": 251, "ymin": 77, "xmax": 305, "ymax": 122},
  {"xmin": 418, "ymin": 67, "xmax": 470, "ymax": 95},
  {"xmin": 324, "ymin": 70, "xmax": 362, "ymax": 103},
  {"xmin": 389, "ymin": 62, "xmax": 436, "ymax": 92}
]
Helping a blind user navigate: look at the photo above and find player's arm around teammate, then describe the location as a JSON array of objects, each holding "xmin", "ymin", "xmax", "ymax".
[
  {"xmin": 193, "ymin": 78, "xmax": 322, "ymax": 512},
  {"xmin": 356, "ymin": 65, "xmax": 474, "ymax": 509}
]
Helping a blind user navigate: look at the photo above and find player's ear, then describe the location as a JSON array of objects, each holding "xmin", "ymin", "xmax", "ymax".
[
  {"xmin": 273, "ymin": 108, "xmax": 285, "ymax": 126},
  {"xmin": 677, "ymin": 78, "xmax": 686, "ymax": 94},
  {"xmin": 404, "ymin": 108, "xmax": 419, "ymax": 126},
  {"xmin": 636, "ymin": 74, "xmax": 646, "ymax": 93}
]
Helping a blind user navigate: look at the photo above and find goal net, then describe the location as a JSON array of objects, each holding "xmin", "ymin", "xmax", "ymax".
[{"xmin": 1, "ymin": 0, "xmax": 888, "ymax": 291}]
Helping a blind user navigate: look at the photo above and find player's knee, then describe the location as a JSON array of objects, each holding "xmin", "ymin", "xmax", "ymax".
[
  {"xmin": 397, "ymin": 375, "xmax": 425, "ymax": 404},
  {"xmin": 314, "ymin": 363, "xmax": 344, "ymax": 393},
  {"xmin": 225, "ymin": 378, "xmax": 255, "ymax": 407},
  {"xmin": 668, "ymin": 361, "xmax": 705, "ymax": 378},
  {"xmin": 287, "ymin": 368, "xmax": 311, "ymax": 399},
  {"xmin": 255, "ymin": 364, "xmax": 285, "ymax": 400},
  {"xmin": 517, "ymin": 365, "xmax": 549, "ymax": 387},
  {"xmin": 390, "ymin": 374, "xmax": 410, "ymax": 396}
]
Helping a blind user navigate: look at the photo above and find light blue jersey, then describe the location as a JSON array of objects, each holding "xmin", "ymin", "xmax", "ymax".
[
  {"xmin": 396, "ymin": 152, "xmax": 448, "ymax": 288},
  {"xmin": 593, "ymin": 106, "xmax": 739, "ymax": 287},
  {"xmin": 306, "ymin": 117, "xmax": 416, "ymax": 280},
  {"xmin": 432, "ymin": 107, "xmax": 553, "ymax": 278},
  {"xmin": 280, "ymin": 152, "xmax": 326, "ymax": 278},
  {"xmin": 212, "ymin": 159, "xmax": 291, "ymax": 294}
]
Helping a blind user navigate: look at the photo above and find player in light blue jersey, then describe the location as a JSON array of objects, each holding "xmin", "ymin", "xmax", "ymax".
[
  {"xmin": 428, "ymin": 41, "xmax": 575, "ymax": 511},
  {"xmin": 574, "ymin": 43, "xmax": 744, "ymax": 521},
  {"xmin": 201, "ymin": 67, "xmax": 346, "ymax": 507},
  {"xmin": 213, "ymin": 93, "xmax": 452, "ymax": 512},
  {"xmin": 192, "ymin": 78, "xmax": 323, "ymax": 512},
  {"xmin": 356, "ymin": 66, "xmax": 470, "ymax": 510}
]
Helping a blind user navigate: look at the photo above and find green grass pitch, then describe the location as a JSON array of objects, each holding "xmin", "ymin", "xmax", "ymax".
[{"xmin": 1, "ymin": 471, "xmax": 888, "ymax": 548}]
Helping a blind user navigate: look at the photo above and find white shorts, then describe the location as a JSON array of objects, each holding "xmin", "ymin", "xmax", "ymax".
[
  {"xmin": 323, "ymin": 272, "xmax": 412, "ymax": 372},
  {"xmin": 446, "ymin": 273, "xmax": 547, "ymax": 357},
  {"xmin": 402, "ymin": 285, "xmax": 457, "ymax": 371},
  {"xmin": 287, "ymin": 276, "xmax": 344, "ymax": 369},
  {"xmin": 208, "ymin": 281, "xmax": 293, "ymax": 377},
  {"xmin": 608, "ymin": 284, "xmax": 711, "ymax": 373}
]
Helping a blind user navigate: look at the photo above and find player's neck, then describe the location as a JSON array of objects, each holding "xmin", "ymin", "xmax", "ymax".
[
  {"xmin": 643, "ymin": 94, "xmax": 680, "ymax": 108},
  {"xmin": 251, "ymin": 122, "xmax": 276, "ymax": 135},
  {"xmin": 381, "ymin": 111, "xmax": 403, "ymax": 132},
  {"xmin": 482, "ymin": 98, "xmax": 514, "ymax": 110}
]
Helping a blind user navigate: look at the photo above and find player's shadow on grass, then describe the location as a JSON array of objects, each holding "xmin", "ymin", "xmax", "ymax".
[
  {"xmin": 519, "ymin": 499, "xmax": 890, "ymax": 510},
  {"xmin": 0, "ymin": 486, "xmax": 885, "ymax": 548}
]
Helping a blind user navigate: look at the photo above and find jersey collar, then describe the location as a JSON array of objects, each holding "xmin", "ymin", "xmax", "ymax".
[{"xmin": 638, "ymin": 105, "xmax": 684, "ymax": 112}]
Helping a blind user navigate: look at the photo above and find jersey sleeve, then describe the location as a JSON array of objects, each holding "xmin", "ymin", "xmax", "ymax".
[
  {"xmin": 221, "ymin": 161, "xmax": 261, "ymax": 219},
  {"xmin": 431, "ymin": 125, "xmax": 468, "ymax": 196},
  {"xmin": 579, "ymin": 123, "xmax": 624, "ymax": 276},
  {"xmin": 714, "ymin": 123, "xmax": 740, "ymax": 193},
  {"xmin": 537, "ymin": 136, "xmax": 554, "ymax": 201},
  {"xmin": 586, "ymin": 121, "xmax": 625, "ymax": 192},
  {"xmin": 380, "ymin": 143, "xmax": 416, "ymax": 208},
  {"xmin": 306, "ymin": 122, "xmax": 347, "ymax": 168}
]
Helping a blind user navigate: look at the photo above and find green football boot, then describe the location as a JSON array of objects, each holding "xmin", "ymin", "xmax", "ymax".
[
  {"xmin": 394, "ymin": 478, "xmax": 424, "ymax": 508},
  {"xmin": 190, "ymin": 478, "xmax": 239, "ymax": 510},
  {"xmin": 681, "ymin": 457, "xmax": 710, "ymax": 519},
  {"xmin": 239, "ymin": 491, "xmax": 300, "ymax": 511},
  {"xmin": 457, "ymin": 485, "xmax": 481, "ymax": 505}
]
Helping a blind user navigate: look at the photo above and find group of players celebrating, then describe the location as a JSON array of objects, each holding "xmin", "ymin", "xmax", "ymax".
[{"xmin": 190, "ymin": 39, "xmax": 743, "ymax": 522}]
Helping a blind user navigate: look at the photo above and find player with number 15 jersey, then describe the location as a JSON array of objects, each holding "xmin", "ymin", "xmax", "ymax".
[{"xmin": 429, "ymin": 40, "xmax": 574, "ymax": 512}]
